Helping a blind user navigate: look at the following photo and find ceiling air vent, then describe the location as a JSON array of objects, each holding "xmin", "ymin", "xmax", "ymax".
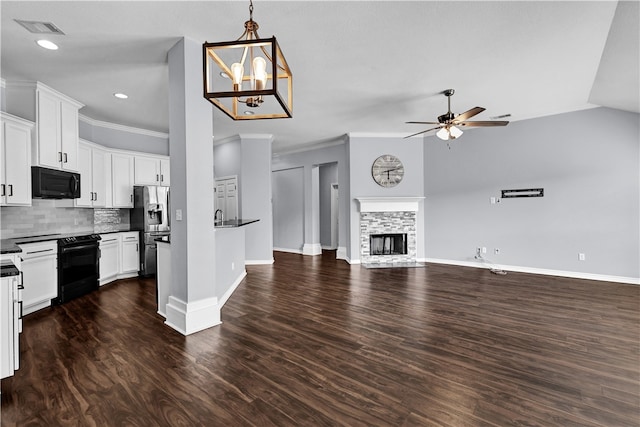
[{"xmin": 14, "ymin": 19, "xmax": 65, "ymax": 35}]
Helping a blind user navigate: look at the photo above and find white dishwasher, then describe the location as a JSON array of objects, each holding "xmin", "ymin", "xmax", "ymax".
[{"xmin": 18, "ymin": 241, "xmax": 58, "ymax": 315}]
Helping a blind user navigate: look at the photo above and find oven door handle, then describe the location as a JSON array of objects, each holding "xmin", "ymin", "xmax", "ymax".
[{"xmin": 60, "ymin": 243, "xmax": 98, "ymax": 253}]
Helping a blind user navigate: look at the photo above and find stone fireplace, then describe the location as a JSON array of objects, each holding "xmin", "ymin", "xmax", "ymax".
[{"xmin": 356, "ymin": 197, "xmax": 424, "ymax": 265}]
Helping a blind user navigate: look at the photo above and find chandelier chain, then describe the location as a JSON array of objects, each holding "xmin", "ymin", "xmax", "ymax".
[{"xmin": 249, "ymin": 0, "xmax": 254, "ymax": 21}]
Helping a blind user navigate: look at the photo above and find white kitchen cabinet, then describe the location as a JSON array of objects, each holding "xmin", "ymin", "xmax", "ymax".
[
  {"xmin": 0, "ymin": 113, "xmax": 33, "ymax": 206},
  {"xmin": 120, "ymin": 232, "xmax": 140, "ymax": 274},
  {"xmin": 111, "ymin": 153, "xmax": 134, "ymax": 208},
  {"xmin": 0, "ymin": 271, "xmax": 20, "ymax": 379},
  {"xmin": 75, "ymin": 141, "xmax": 107, "ymax": 208},
  {"xmin": 17, "ymin": 241, "xmax": 58, "ymax": 316},
  {"xmin": 99, "ymin": 234, "xmax": 120, "ymax": 285},
  {"xmin": 5, "ymin": 81, "xmax": 83, "ymax": 172},
  {"xmin": 134, "ymin": 155, "xmax": 170, "ymax": 186}
]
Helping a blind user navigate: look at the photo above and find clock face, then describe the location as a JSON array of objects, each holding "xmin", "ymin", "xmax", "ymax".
[{"xmin": 371, "ymin": 154, "xmax": 404, "ymax": 188}]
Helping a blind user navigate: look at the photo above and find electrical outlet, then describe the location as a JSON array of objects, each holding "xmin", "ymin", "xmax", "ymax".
[
  {"xmin": 494, "ymin": 248, "xmax": 500, "ymax": 255},
  {"xmin": 231, "ymin": 262, "xmax": 235, "ymax": 270},
  {"xmin": 579, "ymin": 253, "xmax": 586, "ymax": 261},
  {"xmin": 482, "ymin": 247, "xmax": 487, "ymax": 254},
  {"xmin": 175, "ymin": 209, "xmax": 183, "ymax": 221}
]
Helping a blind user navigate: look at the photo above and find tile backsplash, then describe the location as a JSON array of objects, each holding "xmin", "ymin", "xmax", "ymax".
[{"xmin": 0, "ymin": 199, "xmax": 130, "ymax": 239}]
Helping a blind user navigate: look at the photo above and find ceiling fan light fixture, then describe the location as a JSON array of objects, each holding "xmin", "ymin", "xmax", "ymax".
[
  {"xmin": 449, "ymin": 125, "xmax": 463, "ymax": 139},
  {"xmin": 202, "ymin": 0, "xmax": 293, "ymax": 120}
]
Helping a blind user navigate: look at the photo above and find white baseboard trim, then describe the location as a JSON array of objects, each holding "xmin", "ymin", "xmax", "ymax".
[
  {"xmin": 336, "ymin": 246, "xmax": 347, "ymax": 260},
  {"xmin": 273, "ymin": 247, "xmax": 303, "ymax": 254},
  {"xmin": 321, "ymin": 245, "xmax": 337, "ymax": 250},
  {"xmin": 302, "ymin": 243, "xmax": 323, "ymax": 256},
  {"xmin": 219, "ymin": 270, "xmax": 247, "ymax": 308},
  {"xmin": 165, "ymin": 296, "xmax": 221, "ymax": 336},
  {"xmin": 246, "ymin": 259, "xmax": 274, "ymax": 265},
  {"xmin": 425, "ymin": 258, "xmax": 640, "ymax": 285}
]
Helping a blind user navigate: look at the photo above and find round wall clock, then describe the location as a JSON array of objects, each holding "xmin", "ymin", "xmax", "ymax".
[{"xmin": 371, "ymin": 154, "xmax": 404, "ymax": 188}]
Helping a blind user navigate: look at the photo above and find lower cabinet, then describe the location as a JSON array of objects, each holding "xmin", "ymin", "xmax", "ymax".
[
  {"xmin": 18, "ymin": 241, "xmax": 58, "ymax": 315},
  {"xmin": 99, "ymin": 234, "xmax": 120, "ymax": 285},
  {"xmin": 0, "ymin": 271, "xmax": 20, "ymax": 379},
  {"xmin": 99, "ymin": 232, "xmax": 140, "ymax": 286},
  {"xmin": 120, "ymin": 232, "xmax": 140, "ymax": 274}
]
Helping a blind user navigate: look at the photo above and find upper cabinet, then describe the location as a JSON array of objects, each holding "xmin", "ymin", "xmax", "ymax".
[
  {"xmin": 0, "ymin": 113, "xmax": 33, "ymax": 206},
  {"xmin": 5, "ymin": 81, "xmax": 83, "ymax": 172},
  {"xmin": 134, "ymin": 155, "xmax": 170, "ymax": 186},
  {"xmin": 112, "ymin": 153, "xmax": 134, "ymax": 208},
  {"xmin": 75, "ymin": 140, "xmax": 108, "ymax": 208}
]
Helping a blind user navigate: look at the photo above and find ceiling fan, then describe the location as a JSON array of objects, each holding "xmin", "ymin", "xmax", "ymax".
[{"xmin": 404, "ymin": 89, "xmax": 509, "ymax": 140}]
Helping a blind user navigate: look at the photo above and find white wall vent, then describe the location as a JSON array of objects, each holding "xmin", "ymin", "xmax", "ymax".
[{"xmin": 14, "ymin": 20, "xmax": 65, "ymax": 35}]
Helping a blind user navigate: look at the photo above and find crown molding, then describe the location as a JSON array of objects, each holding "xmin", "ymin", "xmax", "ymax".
[{"xmin": 79, "ymin": 114, "xmax": 169, "ymax": 139}]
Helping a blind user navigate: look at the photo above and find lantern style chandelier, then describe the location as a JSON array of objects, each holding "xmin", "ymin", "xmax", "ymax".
[{"xmin": 203, "ymin": 0, "xmax": 293, "ymax": 120}]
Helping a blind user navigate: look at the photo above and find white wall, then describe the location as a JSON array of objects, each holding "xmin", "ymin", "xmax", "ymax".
[{"xmin": 424, "ymin": 107, "xmax": 639, "ymax": 282}]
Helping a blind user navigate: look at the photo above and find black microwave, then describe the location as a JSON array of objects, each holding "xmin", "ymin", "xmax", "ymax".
[{"xmin": 31, "ymin": 166, "xmax": 81, "ymax": 199}]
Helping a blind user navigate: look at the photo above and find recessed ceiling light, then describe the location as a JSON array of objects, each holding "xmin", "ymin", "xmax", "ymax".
[
  {"xmin": 36, "ymin": 39, "xmax": 58, "ymax": 50},
  {"xmin": 113, "ymin": 93, "xmax": 128, "ymax": 99}
]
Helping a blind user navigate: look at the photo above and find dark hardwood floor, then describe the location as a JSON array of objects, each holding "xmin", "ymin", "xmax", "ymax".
[{"xmin": 2, "ymin": 251, "xmax": 639, "ymax": 426}]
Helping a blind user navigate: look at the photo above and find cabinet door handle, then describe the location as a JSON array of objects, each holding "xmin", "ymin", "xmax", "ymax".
[
  {"xmin": 161, "ymin": 174, "xmax": 164, "ymax": 182},
  {"xmin": 92, "ymin": 192, "xmax": 95, "ymax": 201},
  {"xmin": 1, "ymin": 184, "xmax": 5, "ymax": 196},
  {"xmin": 58, "ymin": 152, "xmax": 63, "ymax": 162},
  {"xmin": 130, "ymin": 194, "xmax": 133, "ymax": 202},
  {"xmin": 8, "ymin": 184, "xmax": 13, "ymax": 197},
  {"xmin": 156, "ymin": 174, "xmax": 159, "ymax": 182},
  {"xmin": 136, "ymin": 243, "xmax": 138, "ymax": 252},
  {"xmin": 64, "ymin": 153, "xmax": 68, "ymax": 163}
]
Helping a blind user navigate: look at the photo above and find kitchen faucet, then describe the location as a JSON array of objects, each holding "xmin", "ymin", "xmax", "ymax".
[{"xmin": 214, "ymin": 209, "xmax": 224, "ymax": 223}]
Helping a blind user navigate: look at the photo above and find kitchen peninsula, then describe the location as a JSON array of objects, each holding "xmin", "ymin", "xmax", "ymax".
[{"xmin": 156, "ymin": 219, "xmax": 258, "ymax": 333}]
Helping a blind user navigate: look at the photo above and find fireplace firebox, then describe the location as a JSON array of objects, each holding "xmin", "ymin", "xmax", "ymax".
[{"xmin": 369, "ymin": 233, "xmax": 407, "ymax": 256}]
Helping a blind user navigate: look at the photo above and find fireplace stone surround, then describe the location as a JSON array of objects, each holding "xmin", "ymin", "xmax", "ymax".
[{"xmin": 356, "ymin": 197, "xmax": 424, "ymax": 265}]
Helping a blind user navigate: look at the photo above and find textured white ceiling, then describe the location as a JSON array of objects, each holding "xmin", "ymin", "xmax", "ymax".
[{"xmin": 1, "ymin": 1, "xmax": 638, "ymax": 153}]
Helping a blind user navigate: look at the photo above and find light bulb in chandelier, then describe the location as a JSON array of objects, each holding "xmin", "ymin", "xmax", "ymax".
[
  {"xmin": 252, "ymin": 57, "xmax": 267, "ymax": 90},
  {"xmin": 230, "ymin": 63, "xmax": 244, "ymax": 91}
]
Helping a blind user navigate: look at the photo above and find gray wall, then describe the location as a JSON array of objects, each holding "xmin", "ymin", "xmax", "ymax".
[
  {"xmin": 272, "ymin": 141, "xmax": 349, "ymax": 256},
  {"xmin": 319, "ymin": 162, "xmax": 338, "ymax": 248},
  {"xmin": 272, "ymin": 167, "xmax": 304, "ymax": 251},
  {"xmin": 79, "ymin": 119, "xmax": 169, "ymax": 156},
  {"xmin": 239, "ymin": 135, "xmax": 274, "ymax": 263},
  {"xmin": 424, "ymin": 107, "xmax": 639, "ymax": 280},
  {"xmin": 347, "ymin": 134, "xmax": 425, "ymax": 262}
]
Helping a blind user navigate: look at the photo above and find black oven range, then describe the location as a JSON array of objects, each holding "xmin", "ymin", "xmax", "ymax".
[{"xmin": 53, "ymin": 234, "xmax": 101, "ymax": 305}]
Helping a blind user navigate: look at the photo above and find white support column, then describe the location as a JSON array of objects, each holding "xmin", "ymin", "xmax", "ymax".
[{"xmin": 166, "ymin": 37, "xmax": 219, "ymax": 335}]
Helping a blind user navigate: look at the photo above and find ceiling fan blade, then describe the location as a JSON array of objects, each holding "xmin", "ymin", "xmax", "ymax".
[
  {"xmin": 403, "ymin": 126, "xmax": 443, "ymax": 139},
  {"xmin": 454, "ymin": 107, "xmax": 485, "ymax": 122},
  {"xmin": 458, "ymin": 121, "xmax": 509, "ymax": 127},
  {"xmin": 405, "ymin": 121, "xmax": 441, "ymax": 125}
]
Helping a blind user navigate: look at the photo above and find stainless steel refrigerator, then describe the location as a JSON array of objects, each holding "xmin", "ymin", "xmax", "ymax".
[{"xmin": 131, "ymin": 186, "xmax": 170, "ymax": 276}]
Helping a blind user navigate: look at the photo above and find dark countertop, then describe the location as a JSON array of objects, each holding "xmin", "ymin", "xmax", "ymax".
[
  {"xmin": 0, "ymin": 241, "xmax": 22, "ymax": 254},
  {"xmin": 1, "ymin": 260, "xmax": 20, "ymax": 277},
  {"xmin": 214, "ymin": 219, "xmax": 260, "ymax": 228},
  {"xmin": 1, "ymin": 229, "xmax": 138, "ymax": 254}
]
